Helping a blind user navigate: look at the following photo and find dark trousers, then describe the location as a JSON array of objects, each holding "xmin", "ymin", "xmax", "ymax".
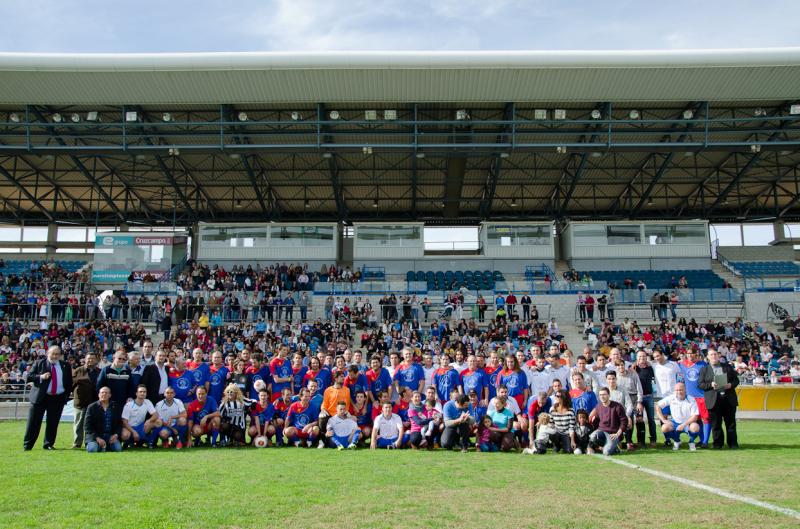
[
  {"xmin": 549, "ymin": 431, "xmax": 573, "ymax": 453},
  {"xmin": 441, "ymin": 422, "xmax": 471, "ymax": 450},
  {"xmin": 710, "ymin": 399, "xmax": 738, "ymax": 448},
  {"xmin": 522, "ymin": 305, "xmax": 530, "ymax": 321},
  {"xmin": 24, "ymin": 395, "xmax": 66, "ymax": 450}
]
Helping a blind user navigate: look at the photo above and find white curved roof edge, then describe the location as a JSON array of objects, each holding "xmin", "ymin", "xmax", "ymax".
[{"xmin": 1, "ymin": 48, "xmax": 800, "ymax": 71}]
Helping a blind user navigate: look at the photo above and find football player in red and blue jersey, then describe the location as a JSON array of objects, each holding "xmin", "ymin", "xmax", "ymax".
[
  {"xmin": 249, "ymin": 388, "xmax": 277, "ymax": 446},
  {"xmin": 343, "ymin": 364, "xmax": 369, "ymax": 402},
  {"xmin": 269, "ymin": 345, "xmax": 293, "ymax": 398},
  {"xmin": 679, "ymin": 348, "xmax": 711, "ymax": 446},
  {"xmin": 208, "ymin": 351, "xmax": 230, "ymax": 406},
  {"xmin": 186, "ymin": 386, "xmax": 220, "ymax": 447},
  {"xmin": 394, "ymin": 347, "xmax": 425, "ymax": 395},
  {"xmin": 460, "ymin": 354, "xmax": 489, "ymax": 405},
  {"xmin": 186, "ymin": 347, "xmax": 210, "ymax": 394},
  {"xmin": 169, "ymin": 356, "xmax": 197, "ymax": 405},
  {"xmin": 433, "ymin": 354, "xmax": 461, "ymax": 404},
  {"xmin": 366, "ymin": 355, "xmax": 393, "ymax": 404},
  {"xmin": 284, "ymin": 388, "xmax": 321, "ymax": 447}
]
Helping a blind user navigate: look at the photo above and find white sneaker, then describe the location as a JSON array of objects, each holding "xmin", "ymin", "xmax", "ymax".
[
  {"xmin": 337, "ymin": 445, "xmax": 344, "ymax": 451},
  {"xmin": 522, "ymin": 448, "xmax": 534, "ymax": 455},
  {"xmin": 672, "ymin": 441, "xmax": 681, "ymax": 451},
  {"xmin": 347, "ymin": 443, "xmax": 356, "ymax": 450},
  {"xmin": 317, "ymin": 440, "xmax": 325, "ymax": 449},
  {"xmin": 573, "ymin": 448, "xmax": 583, "ymax": 455},
  {"xmin": 689, "ymin": 442, "xmax": 697, "ymax": 451},
  {"xmin": 293, "ymin": 440, "xmax": 301, "ymax": 448}
]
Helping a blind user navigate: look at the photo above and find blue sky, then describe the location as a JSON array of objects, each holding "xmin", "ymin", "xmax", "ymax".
[{"xmin": 0, "ymin": 0, "xmax": 799, "ymax": 53}]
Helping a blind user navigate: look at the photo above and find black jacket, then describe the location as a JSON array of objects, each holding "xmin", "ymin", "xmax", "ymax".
[
  {"xmin": 84, "ymin": 400, "xmax": 122, "ymax": 442},
  {"xmin": 698, "ymin": 362, "xmax": 739, "ymax": 409},
  {"xmin": 140, "ymin": 363, "xmax": 169, "ymax": 403},
  {"xmin": 26, "ymin": 358, "xmax": 73, "ymax": 405}
]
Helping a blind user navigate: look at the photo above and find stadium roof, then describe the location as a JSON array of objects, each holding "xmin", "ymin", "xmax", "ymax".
[
  {"xmin": 1, "ymin": 49, "xmax": 800, "ymax": 104},
  {"xmin": 1, "ymin": 49, "xmax": 800, "ymax": 226}
]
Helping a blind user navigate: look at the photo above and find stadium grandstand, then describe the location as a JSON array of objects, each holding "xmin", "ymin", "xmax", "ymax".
[{"xmin": 2, "ymin": 49, "xmax": 800, "ymax": 430}]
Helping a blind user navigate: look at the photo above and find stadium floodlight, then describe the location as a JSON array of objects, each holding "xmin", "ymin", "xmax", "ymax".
[
  {"xmin": 125, "ymin": 111, "xmax": 138, "ymax": 122},
  {"xmin": 329, "ymin": 110, "xmax": 340, "ymax": 120},
  {"xmin": 455, "ymin": 109, "xmax": 470, "ymax": 121},
  {"xmin": 554, "ymin": 109, "xmax": 567, "ymax": 120},
  {"xmin": 237, "ymin": 111, "xmax": 248, "ymax": 122},
  {"xmin": 362, "ymin": 146, "xmax": 373, "ymax": 155},
  {"xmin": 86, "ymin": 111, "xmax": 99, "ymax": 122},
  {"xmin": 750, "ymin": 144, "xmax": 761, "ymax": 153},
  {"xmin": 753, "ymin": 107, "xmax": 767, "ymax": 117},
  {"xmin": 590, "ymin": 109, "xmax": 602, "ymax": 119},
  {"xmin": 52, "ymin": 113, "xmax": 63, "ymax": 123},
  {"xmin": 415, "ymin": 152, "xmax": 425, "ymax": 159},
  {"xmin": 9, "ymin": 113, "xmax": 20, "ymax": 123},
  {"xmin": 162, "ymin": 112, "xmax": 173, "ymax": 122},
  {"xmin": 591, "ymin": 151, "xmax": 603, "ymax": 158},
  {"xmin": 628, "ymin": 109, "xmax": 640, "ymax": 120},
  {"xmin": 511, "ymin": 198, "xmax": 517, "ymax": 207},
  {"xmin": 790, "ymin": 104, "xmax": 800, "ymax": 115},
  {"xmin": 556, "ymin": 146, "xmax": 567, "ymax": 154},
  {"xmin": 168, "ymin": 147, "xmax": 180, "ymax": 156},
  {"xmin": 291, "ymin": 111, "xmax": 301, "ymax": 121},
  {"xmin": 70, "ymin": 113, "xmax": 80, "ymax": 123},
  {"xmin": 321, "ymin": 152, "xmax": 333, "ymax": 159},
  {"xmin": 304, "ymin": 199, "xmax": 311, "ymax": 208},
  {"xmin": 499, "ymin": 152, "xmax": 510, "ymax": 158},
  {"xmin": 364, "ymin": 110, "xmax": 378, "ymax": 121},
  {"xmin": 384, "ymin": 109, "xmax": 397, "ymax": 120},
  {"xmin": 534, "ymin": 109, "xmax": 548, "ymax": 120},
  {"xmin": 683, "ymin": 109, "xmax": 694, "ymax": 120},
  {"xmin": 372, "ymin": 199, "xmax": 379, "ymax": 208}
]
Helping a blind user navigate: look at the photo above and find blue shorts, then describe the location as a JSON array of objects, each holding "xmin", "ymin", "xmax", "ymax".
[
  {"xmin": 131, "ymin": 423, "xmax": 149, "ymax": 440},
  {"xmin": 671, "ymin": 420, "xmax": 698, "ymax": 439}
]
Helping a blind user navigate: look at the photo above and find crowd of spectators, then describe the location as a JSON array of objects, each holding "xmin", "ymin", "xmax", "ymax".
[{"xmin": 173, "ymin": 262, "xmax": 362, "ymax": 293}]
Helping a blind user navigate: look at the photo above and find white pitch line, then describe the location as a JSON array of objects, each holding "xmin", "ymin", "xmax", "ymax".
[{"xmin": 595, "ymin": 455, "xmax": 800, "ymax": 521}]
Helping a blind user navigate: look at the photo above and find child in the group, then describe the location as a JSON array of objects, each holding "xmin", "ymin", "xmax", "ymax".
[
  {"xmin": 530, "ymin": 412, "xmax": 557, "ymax": 454},
  {"xmin": 477, "ymin": 415, "xmax": 497, "ymax": 452},
  {"xmin": 574, "ymin": 409, "xmax": 592, "ymax": 454},
  {"xmin": 420, "ymin": 398, "xmax": 441, "ymax": 439}
]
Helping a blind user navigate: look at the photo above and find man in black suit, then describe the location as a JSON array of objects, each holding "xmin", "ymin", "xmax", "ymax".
[
  {"xmin": 23, "ymin": 345, "xmax": 73, "ymax": 450},
  {"xmin": 698, "ymin": 349, "xmax": 739, "ymax": 449},
  {"xmin": 140, "ymin": 348, "xmax": 169, "ymax": 404}
]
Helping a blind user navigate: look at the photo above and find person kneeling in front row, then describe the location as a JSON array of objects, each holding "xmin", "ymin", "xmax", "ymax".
[{"xmin": 84, "ymin": 387, "xmax": 122, "ymax": 453}]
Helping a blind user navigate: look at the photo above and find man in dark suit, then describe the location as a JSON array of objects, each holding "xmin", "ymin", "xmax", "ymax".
[
  {"xmin": 140, "ymin": 348, "xmax": 169, "ymax": 404},
  {"xmin": 698, "ymin": 348, "xmax": 739, "ymax": 449},
  {"xmin": 23, "ymin": 345, "xmax": 73, "ymax": 450}
]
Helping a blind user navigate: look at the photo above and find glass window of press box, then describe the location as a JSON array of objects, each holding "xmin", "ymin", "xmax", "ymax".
[
  {"xmin": 269, "ymin": 226, "xmax": 335, "ymax": 247},
  {"xmin": 356, "ymin": 226, "xmax": 421, "ymax": 247},
  {"xmin": 644, "ymin": 224, "xmax": 706, "ymax": 245},
  {"xmin": 573, "ymin": 224, "xmax": 640, "ymax": 245},
  {"xmin": 200, "ymin": 226, "xmax": 268, "ymax": 249},
  {"xmin": 486, "ymin": 225, "xmax": 550, "ymax": 246}
]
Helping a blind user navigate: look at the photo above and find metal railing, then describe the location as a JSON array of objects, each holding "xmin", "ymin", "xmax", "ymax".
[
  {"xmin": 743, "ymin": 278, "xmax": 800, "ymax": 292},
  {"xmin": 585, "ymin": 302, "xmax": 745, "ymax": 322},
  {"xmin": 613, "ymin": 288, "xmax": 743, "ymax": 303},
  {"xmin": 0, "ymin": 385, "xmax": 30, "ymax": 420}
]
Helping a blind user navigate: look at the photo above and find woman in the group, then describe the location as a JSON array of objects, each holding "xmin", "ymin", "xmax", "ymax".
[
  {"xmin": 219, "ymin": 383, "xmax": 253, "ymax": 446},
  {"xmin": 495, "ymin": 355, "xmax": 528, "ymax": 410},
  {"xmin": 486, "ymin": 396, "xmax": 517, "ymax": 452},
  {"xmin": 548, "ymin": 389, "xmax": 576, "ymax": 454},
  {"xmin": 407, "ymin": 391, "xmax": 435, "ymax": 449}
]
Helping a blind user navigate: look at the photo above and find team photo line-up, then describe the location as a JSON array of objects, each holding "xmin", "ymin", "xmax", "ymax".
[{"xmin": 23, "ymin": 335, "xmax": 739, "ymax": 454}]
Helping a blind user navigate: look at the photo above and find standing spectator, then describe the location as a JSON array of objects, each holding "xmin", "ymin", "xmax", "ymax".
[
  {"xmin": 71, "ymin": 351, "xmax": 100, "ymax": 449},
  {"xmin": 698, "ymin": 349, "xmax": 739, "ymax": 449},
  {"xmin": 597, "ymin": 295, "xmax": 607, "ymax": 321},
  {"xmin": 577, "ymin": 292, "xmax": 586, "ymax": 322},
  {"xmin": 521, "ymin": 293, "xmax": 532, "ymax": 321},
  {"xmin": 670, "ymin": 291, "xmax": 679, "ymax": 321},
  {"xmin": 585, "ymin": 294, "xmax": 595, "ymax": 322},
  {"xmin": 505, "ymin": 291, "xmax": 517, "ymax": 317},
  {"xmin": 23, "ymin": 345, "xmax": 73, "ymax": 451}
]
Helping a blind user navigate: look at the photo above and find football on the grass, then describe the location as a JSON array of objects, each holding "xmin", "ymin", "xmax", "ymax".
[{"xmin": 254, "ymin": 436, "xmax": 268, "ymax": 448}]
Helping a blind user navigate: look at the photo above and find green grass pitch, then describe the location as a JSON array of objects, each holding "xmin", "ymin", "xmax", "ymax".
[{"xmin": 2, "ymin": 420, "xmax": 799, "ymax": 529}]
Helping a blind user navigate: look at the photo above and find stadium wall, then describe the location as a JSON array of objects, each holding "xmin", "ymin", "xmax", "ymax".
[
  {"xmin": 569, "ymin": 257, "xmax": 712, "ymax": 271},
  {"xmin": 354, "ymin": 258, "xmax": 555, "ymax": 275},
  {"xmin": 717, "ymin": 245, "xmax": 796, "ymax": 262},
  {"xmin": 743, "ymin": 291, "xmax": 800, "ymax": 322}
]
